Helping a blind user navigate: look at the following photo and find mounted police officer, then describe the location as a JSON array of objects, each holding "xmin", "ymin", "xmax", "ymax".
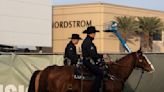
[
  {"xmin": 82, "ymin": 26, "xmax": 104, "ymax": 92},
  {"xmin": 64, "ymin": 34, "xmax": 82, "ymax": 66}
]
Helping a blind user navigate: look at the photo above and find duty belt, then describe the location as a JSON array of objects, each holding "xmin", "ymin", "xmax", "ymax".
[{"xmin": 84, "ymin": 57, "xmax": 95, "ymax": 65}]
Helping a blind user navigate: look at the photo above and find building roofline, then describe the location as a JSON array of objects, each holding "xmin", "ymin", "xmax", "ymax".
[{"xmin": 53, "ymin": 2, "xmax": 164, "ymax": 13}]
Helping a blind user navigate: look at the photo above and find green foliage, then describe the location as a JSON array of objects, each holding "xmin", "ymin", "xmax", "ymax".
[
  {"xmin": 115, "ymin": 16, "xmax": 164, "ymax": 35},
  {"xmin": 114, "ymin": 16, "xmax": 164, "ymax": 52},
  {"xmin": 138, "ymin": 17, "xmax": 164, "ymax": 35},
  {"xmin": 115, "ymin": 16, "xmax": 139, "ymax": 33}
]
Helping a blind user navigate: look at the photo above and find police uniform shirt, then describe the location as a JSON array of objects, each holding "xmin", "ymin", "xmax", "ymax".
[
  {"xmin": 82, "ymin": 35, "xmax": 101, "ymax": 62},
  {"xmin": 64, "ymin": 41, "xmax": 78, "ymax": 64}
]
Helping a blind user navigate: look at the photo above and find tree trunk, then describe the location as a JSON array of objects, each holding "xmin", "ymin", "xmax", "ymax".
[
  {"xmin": 143, "ymin": 33, "xmax": 150, "ymax": 52},
  {"xmin": 149, "ymin": 33, "xmax": 153, "ymax": 52}
]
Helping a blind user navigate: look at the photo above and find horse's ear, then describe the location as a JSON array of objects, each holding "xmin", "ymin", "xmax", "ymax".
[
  {"xmin": 137, "ymin": 47, "xmax": 142, "ymax": 55},
  {"xmin": 139, "ymin": 47, "xmax": 142, "ymax": 51}
]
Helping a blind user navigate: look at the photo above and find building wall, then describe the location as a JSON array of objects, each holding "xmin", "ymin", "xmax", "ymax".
[
  {"xmin": 53, "ymin": 4, "xmax": 104, "ymax": 53},
  {"xmin": 53, "ymin": 3, "xmax": 164, "ymax": 53},
  {"xmin": 153, "ymin": 31, "xmax": 164, "ymax": 52}
]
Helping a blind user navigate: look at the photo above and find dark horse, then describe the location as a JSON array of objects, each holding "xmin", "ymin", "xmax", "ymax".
[{"xmin": 28, "ymin": 49, "xmax": 155, "ymax": 92}]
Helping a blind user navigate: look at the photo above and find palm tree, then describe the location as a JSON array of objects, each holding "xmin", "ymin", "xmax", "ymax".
[
  {"xmin": 115, "ymin": 16, "xmax": 139, "ymax": 52},
  {"xmin": 138, "ymin": 17, "xmax": 164, "ymax": 52}
]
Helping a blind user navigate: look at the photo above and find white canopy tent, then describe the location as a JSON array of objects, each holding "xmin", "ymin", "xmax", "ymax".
[{"xmin": 0, "ymin": 0, "xmax": 52, "ymax": 47}]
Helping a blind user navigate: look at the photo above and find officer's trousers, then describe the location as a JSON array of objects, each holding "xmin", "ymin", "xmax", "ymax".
[{"xmin": 83, "ymin": 59, "xmax": 103, "ymax": 92}]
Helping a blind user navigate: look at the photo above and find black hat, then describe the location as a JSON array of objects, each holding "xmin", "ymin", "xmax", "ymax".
[
  {"xmin": 69, "ymin": 34, "xmax": 82, "ymax": 40},
  {"xmin": 83, "ymin": 26, "xmax": 100, "ymax": 34}
]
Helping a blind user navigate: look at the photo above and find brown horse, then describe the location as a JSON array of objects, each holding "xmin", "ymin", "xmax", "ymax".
[{"xmin": 28, "ymin": 49, "xmax": 155, "ymax": 92}]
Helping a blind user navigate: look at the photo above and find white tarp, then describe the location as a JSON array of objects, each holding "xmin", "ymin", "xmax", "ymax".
[{"xmin": 0, "ymin": 0, "xmax": 52, "ymax": 47}]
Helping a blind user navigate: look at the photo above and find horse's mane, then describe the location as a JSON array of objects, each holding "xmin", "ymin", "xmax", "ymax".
[{"xmin": 115, "ymin": 52, "xmax": 135, "ymax": 63}]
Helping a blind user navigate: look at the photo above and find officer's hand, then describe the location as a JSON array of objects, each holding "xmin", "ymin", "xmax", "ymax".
[{"xmin": 103, "ymin": 54, "xmax": 108, "ymax": 59}]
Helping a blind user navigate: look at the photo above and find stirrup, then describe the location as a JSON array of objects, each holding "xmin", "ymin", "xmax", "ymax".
[
  {"xmin": 74, "ymin": 75, "xmax": 85, "ymax": 79},
  {"xmin": 74, "ymin": 75, "xmax": 81, "ymax": 79},
  {"xmin": 110, "ymin": 75, "xmax": 115, "ymax": 80}
]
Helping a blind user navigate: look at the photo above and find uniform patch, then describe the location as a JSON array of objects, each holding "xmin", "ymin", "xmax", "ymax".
[
  {"xmin": 69, "ymin": 47, "xmax": 73, "ymax": 50},
  {"xmin": 91, "ymin": 46, "xmax": 94, "ymax": 50}
]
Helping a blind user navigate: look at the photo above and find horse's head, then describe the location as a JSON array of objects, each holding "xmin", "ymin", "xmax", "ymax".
[{"xmin": 134, "ymin": 48, "xmax": 155, "ymax": 73}]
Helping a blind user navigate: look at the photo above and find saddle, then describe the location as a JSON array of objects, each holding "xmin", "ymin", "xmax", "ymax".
[
  {"xmin": 73, "ymin": 63, "xmax": 110, "ymax": 80},
  {"xmin": 73, "ymin": 65, "xmax": 93, "ymax": 80}
]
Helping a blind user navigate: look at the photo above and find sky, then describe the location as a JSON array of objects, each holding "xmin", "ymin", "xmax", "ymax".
[{"xmin": 53, "ymin": 0, "xmax": 164, "ymax": 12}]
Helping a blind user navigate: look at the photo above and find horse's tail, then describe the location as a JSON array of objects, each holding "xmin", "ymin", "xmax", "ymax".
[{"xmin": 28, "ymin": 70, "xmax": 40, "ymax": 92}]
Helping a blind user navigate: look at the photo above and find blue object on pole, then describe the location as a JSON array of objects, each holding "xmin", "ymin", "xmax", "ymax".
[{"xmin": 111, "ymin": 21, "xmax": 132, "ymax": 53}]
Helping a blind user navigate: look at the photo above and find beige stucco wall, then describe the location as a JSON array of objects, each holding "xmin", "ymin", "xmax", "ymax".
[{"xmin": 53, "ymin": 3, "xmax": 164, "ymax": 53}]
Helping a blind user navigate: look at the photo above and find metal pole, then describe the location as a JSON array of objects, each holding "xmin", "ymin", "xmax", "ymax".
[{"xmin": 105, "ymin": 21, "xmax": 132, "ymax": 53}]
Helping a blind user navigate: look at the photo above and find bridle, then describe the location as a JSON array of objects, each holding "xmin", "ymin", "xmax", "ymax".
[
  {"xmin": 106, "ymin": 52, "xmax": 154, "ymax": 92},
  {"xmin": 107, "ymin": 52, "xmax": 146, "ymax": 92}
]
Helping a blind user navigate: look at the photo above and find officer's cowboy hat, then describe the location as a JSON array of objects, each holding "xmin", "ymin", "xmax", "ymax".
[
  {"xmin": 69, "ymin": 34, "xmax": 82, "ymax": 40},
  {"xmin": 83, "ymin": 26, "xmax": 100, "ymax": 34}
]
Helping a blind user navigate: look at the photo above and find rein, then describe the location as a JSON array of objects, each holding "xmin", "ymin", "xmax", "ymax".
[{"xmin": 134, "ymin": 69, "xmax": 144, "ymax": 92}]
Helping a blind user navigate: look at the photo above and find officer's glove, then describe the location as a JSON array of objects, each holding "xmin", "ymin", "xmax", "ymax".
[
  {"xmin": 76, "ymin": 59, "xmax": 82, "ymax": 67},
  {"xmin": 96, "ymin": 58, "xmax": 101, "ymax": 65},
  {"xmin": 96, "ymin": 58, "xmax": 105, "ymax": 67}
]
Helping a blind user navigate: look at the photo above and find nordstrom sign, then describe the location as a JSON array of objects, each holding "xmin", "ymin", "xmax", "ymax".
[{"xmin": 54, "ymin": 20, "xmax": 92, "ymax": 28}]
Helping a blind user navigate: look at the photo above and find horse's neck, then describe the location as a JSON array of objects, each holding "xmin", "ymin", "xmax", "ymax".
[{"xmin": 114, "ymin": 53, "xmax": 136, "ymax": 81}]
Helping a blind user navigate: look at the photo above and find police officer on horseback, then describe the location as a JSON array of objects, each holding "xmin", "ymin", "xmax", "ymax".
[
  {"xmin": 82, "ymin": 26, "xmax": 104, "ymax": 92},
  {"xmin": 64, "ymin": 34, "xmax": 82, "ymax": 66}
]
